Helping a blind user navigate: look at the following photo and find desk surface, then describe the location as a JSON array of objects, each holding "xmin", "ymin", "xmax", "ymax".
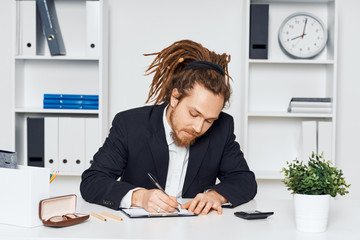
[{"xmin": 0, "ymin": 197, "xmax": 359, "ymax": 240}]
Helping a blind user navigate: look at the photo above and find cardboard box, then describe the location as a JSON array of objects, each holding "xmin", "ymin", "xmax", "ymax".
[{"xmin": 0, "ymin": 165, "xmax": 49, "ymax": 227}]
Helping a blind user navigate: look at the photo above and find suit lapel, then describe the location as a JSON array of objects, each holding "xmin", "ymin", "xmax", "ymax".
[
  {"xmin": 182, "ymin": 135, "xmax": 210, "ymax": 195},
  {"xmin": 147, "ymin": 104, "xmax": 169, "ymax": 189},
  {"xmin": 148, "ymin": 131, "xmax": 169, "ymax": 189}
]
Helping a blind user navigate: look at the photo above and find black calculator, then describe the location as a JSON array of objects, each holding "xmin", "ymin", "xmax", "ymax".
[{"xmin": 234, "ymin": 210, "xmax": 274, "ymax": 220}]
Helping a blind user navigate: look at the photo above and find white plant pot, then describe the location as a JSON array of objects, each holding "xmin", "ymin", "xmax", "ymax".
[{"xmin": 294, "ymin": 193, "xmax": 331, "ymax": 232}]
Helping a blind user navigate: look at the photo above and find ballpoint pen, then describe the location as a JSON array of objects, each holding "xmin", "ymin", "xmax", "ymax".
[{"xmin": 147, "ymin": 172, "xmax": 181, "ymax": 212}]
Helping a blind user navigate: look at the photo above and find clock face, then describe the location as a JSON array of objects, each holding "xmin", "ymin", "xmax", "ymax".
[{"xmin": 278, "ymin": 12, "xmax": 328, "ymax": 59}]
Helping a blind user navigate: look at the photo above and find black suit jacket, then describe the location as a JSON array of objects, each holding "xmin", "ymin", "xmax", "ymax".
[{"xmin": 80, "ymin": 104, "xmax": 257, "ymax": 209}]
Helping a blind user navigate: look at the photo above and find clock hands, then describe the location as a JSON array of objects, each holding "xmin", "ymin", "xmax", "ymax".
[
  {"xmin": 302, "ymin": 18, "xmax": 308, "ymax": 36},
  {"xmin": 290, "ymin": 18, "xmax": 308, "ymax": 41},
  {"xmin": 291, "ymin": 34, "xmax": 306, "ymax": 41}
]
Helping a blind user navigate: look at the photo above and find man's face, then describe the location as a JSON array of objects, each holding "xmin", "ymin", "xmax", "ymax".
[{"xmin": 166, "ymin": 83, "xmax": 224, "ymax": 147}]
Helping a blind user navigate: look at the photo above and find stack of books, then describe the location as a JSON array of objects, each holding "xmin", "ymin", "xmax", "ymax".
[
  {"xmin": 43, "ymin": 94, "xmax": 99, "ymax": 110},
  {"xmin": 288, "ymin": 98, "xmax": 332, "ymax": 113}
]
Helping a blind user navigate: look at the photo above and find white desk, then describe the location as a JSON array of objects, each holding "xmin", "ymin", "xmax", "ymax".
[{"xmin": 0, "ymin": 196, "xmax": 359, "ymax": 240}]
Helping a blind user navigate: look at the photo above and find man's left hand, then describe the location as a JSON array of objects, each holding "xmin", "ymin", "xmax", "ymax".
[{"xmin": 181, "ymin": 190, "xmax": 227, "ymax": 215}]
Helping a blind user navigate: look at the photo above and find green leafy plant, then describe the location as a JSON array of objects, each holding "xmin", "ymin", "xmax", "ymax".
[{"xmin": 281, "ymin": 152, "xmax": 350, "ymax": 197}]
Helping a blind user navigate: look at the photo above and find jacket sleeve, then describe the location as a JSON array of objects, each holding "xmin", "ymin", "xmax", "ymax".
[
  {"xmin": 209, "ymin": 116, "xmax": 257, "ymax": 207},
  {"xmin": 80, "ymin": 113, "xmax": 136, "ymax": 210}
]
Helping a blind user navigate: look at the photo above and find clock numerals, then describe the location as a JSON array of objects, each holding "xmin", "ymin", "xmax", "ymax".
[{"xmin": 278, "ymin": 12, "xmax": 327, "ymax": 59}]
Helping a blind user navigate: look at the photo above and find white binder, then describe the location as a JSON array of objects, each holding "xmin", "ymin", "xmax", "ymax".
[
  {"xmin": 18, "ymin": 0, "xmax": 37, "ymax": 55},
  {"xmin": 301, "ymin": 121, "xmax": 317, "ymax": 162},
  {"xmin": 44, "ymin": 117, "xmax": 59, "ymax": 172},
  {"xmin": 318, "ymin": 121, "xmax": 332, "ymax": 161},
  {"xmin": 85, "ymin": 118, "xmax": 99, "ymax": 170},
  {"xmin": 86, "ymin": 0, "xmax": 100, "ymax": 57},
  {"xmin": 58, "ymin": 118, "xmax": 85, "ymax": 173}
]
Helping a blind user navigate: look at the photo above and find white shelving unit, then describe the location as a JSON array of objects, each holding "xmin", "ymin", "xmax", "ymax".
[
  {"xmin": 244, "ymin": 0, "xmax": 337, "ymax": 179},
  {"xmin": 12, "ymin": 0, "xmax": 108, "ymax": 176}
]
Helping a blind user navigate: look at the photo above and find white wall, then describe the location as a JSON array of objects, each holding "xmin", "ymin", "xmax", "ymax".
[
  {"xmin": 336, "ymin": 0, "xmax": 360, "ymax": 200},
  {"xmin": 0, "ymin": 0, "xmax": 359, "ymax": 200},
  {"xmin": 107, "ymin": 0, "xmax": 246, "ymax": 140}
]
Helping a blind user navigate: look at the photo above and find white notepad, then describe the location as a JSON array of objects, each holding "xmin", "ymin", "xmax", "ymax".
[{"xmin": 121, "ymin": 207, "xmax": 195, "ymax": 218}]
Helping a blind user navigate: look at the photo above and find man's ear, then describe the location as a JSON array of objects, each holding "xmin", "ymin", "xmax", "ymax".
[{"xmin": 170, "ymin": 88, "xmax": 180, "ymax": 107}]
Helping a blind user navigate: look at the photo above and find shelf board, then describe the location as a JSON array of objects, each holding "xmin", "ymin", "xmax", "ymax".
[
  {"xmin": 247, "ymin": 111, "xmax": 333, "ymax": 118},
  {"xmin": 248, "ymin": 59, "xmax": 334, "ymax": 65},
  {"xmin": 15, "ymin": 55, "xmax": 99, "ymax": 61},
  {"xmin": 14, "ymin": 108, "xmax": 99, "ymax": 114}
]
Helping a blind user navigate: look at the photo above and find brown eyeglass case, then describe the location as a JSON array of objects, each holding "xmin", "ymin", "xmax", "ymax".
[{"xmin": 39, "ymin": 194, "xmax": 89, "ymax": 227}]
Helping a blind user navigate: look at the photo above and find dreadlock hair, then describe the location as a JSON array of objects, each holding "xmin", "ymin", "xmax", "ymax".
[{"xmin": 144, "ymin": 40, "xmax": 232, "ymax": 107}]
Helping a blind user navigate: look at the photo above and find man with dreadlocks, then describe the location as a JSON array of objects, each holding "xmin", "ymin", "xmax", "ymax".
[{"xmin": 80, "ymin": 40, "xmax": 257, "ymax": 215}]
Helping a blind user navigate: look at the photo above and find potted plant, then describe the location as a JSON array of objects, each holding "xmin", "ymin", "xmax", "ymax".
[{"xmin": 281, "ymin": 152, "xmax": 350, "ymax": 232}]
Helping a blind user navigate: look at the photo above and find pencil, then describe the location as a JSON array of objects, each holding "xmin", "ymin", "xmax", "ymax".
[
  {"xmin": 49, "ymin": 172, "xmax": 58, "ymax": 183},
  {"xmin": 91, "ymin": 212, "xmax": 106, "ymax": 221},
  {"xmin": 101, "ymin": 212, "xmax": 123, "ymax": 221}
]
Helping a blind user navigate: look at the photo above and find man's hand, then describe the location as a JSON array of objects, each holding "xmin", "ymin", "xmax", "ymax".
[
  {"xmin": 131, "ymin": 189, "xmax": 179, "ymax": 213},
  {"xmin": 181, "ymin": 190, "xmax": 228, "ymax": 215}
]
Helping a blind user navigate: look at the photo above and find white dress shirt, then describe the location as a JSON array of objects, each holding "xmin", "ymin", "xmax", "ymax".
[
  {"xmin": 119, "ymin": 106, "xmax": 189, "ymax": 208},
  {"xmin": 163, "ymin": 107, "xmax": 189, "ymax": 197}
]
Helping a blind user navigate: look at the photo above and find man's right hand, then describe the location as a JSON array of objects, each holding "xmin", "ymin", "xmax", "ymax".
[{"xmin": 131, "ymin": 189, "xmax": 179, "ymax": 213}]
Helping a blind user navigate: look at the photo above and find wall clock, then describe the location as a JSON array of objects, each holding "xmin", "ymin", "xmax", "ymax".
[{"xmin": 278, "ymin": 12, "xmax": 328, "ymax": 59}]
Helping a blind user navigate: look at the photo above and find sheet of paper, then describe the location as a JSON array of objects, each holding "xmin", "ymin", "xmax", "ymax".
[{"xmin": 121, "ymin": 207, "xmax": 195, "ymax": 218}]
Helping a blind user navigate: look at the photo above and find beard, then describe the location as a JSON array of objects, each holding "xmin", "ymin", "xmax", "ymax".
[
  {"xmin": 169, "ymin": 108, "xmax": 197, "ymax": 147},
  {"xmin": 170, "ymin": 131, "xmax": 196, "ymax": 147}
]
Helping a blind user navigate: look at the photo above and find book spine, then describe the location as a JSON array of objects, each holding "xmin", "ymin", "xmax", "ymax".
[
  {"xmin": 43, "ymin": 99, "xmax": 99, "ymax": 105},
  {"xmin": 290, "ymin": 97, "xmax": 332, "ymax": 102},
  {"xmin": 43, "ymin": 104, "xmax": 98, "ymax": 110},
  {"xmin": 290, "ymin": 102, "xmax": 332, "ymax": 108},
  {"xmin": 289, "ymin": 107, "xmax": 332, "ymax": 113},
  {"xmin": 44, "ymin": 94, "xmax": 99, "ymax": 100}
]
